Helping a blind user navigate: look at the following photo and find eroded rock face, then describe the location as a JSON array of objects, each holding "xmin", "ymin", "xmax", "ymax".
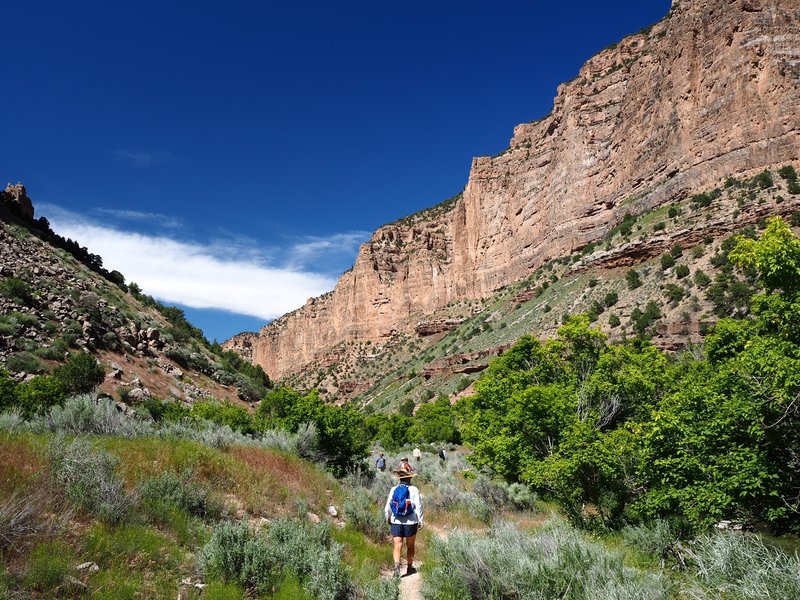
[
  {"xmin": 228, "ymin": 0, "xmax": 800, "ymax": 379},
  {"xmin": 2, "ymin": 183, "xmax": 34, "ymax": 220}
]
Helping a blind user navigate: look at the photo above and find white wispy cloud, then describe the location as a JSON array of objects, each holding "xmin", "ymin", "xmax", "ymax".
[
  {"xmin": 94, "ymin": 208, "xmax": 183, "ymax": 229},
  {"xmin": 41, "ymin": 205, "xmax": 338, "ymax": 321},
  {"xmin": 113, "ymin": 149, "xmax": 174, "ymax": 167},
  {"xmin": 286, "ymin": 231, "xmax": 370, "ymax": 271}
]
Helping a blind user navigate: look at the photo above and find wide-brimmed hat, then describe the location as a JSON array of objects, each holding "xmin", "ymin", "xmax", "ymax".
[{"xmin": 392, "ymin": 464, "xmax": 418, "ymax": 478}]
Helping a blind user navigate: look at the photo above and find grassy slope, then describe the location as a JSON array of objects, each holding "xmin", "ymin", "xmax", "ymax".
[{"xmin": 0, "ymin": 430, "xmax": 345, "ymax": 598}]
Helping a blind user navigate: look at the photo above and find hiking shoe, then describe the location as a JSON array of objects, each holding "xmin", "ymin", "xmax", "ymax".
[
  {"xmin": 406, "ymin": 565, "xmax": 417, "ymax": 576},
  {"xmin": 393, "ymin": 563, "xmax": 401, "ymax": 578}
]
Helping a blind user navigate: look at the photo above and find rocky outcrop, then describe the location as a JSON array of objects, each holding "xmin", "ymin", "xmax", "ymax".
[
  {"xmin": 415, "ymin": 319, "xmax": 466, "ymax": 336},
  {"xmin": 422, "ymin": 345, "xmax": 513, "ymax": 379},
  {"xmin": 2, "ymin": 183, "xmax": 34, "ymax": 220},
  {"xmin": 229, "ymin": 0, "xmax": 800, "ymax": 380}
]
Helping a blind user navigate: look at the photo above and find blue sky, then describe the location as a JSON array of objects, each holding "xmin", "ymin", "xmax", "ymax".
[{"xmin": 1, "ymin": 0, "xmax": 670, "ymax": 342}]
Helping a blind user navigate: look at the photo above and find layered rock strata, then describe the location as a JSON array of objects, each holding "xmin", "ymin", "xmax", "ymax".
[{"xmin": 227, "ymin": 0, "xmax": 800, "ymax": 379}]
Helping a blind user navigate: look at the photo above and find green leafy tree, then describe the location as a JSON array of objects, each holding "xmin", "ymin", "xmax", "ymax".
[
  {"xmin": 0, "ymin": 369, "xmax": 18, "ymax": 412},
  {"xmin": 14, "ymin": 376, "xmax": 67, "ymax": 417},
  {"xmin": 408, "ymin": 396, "xmax": 461, "ymax": 444},
  {"xmin": 256, "ymin": 387, "xmax": 367, "ymax": 474},
  {"xmin": 191, "ymin": 400, "xmax": 256, "ymax": 434},
  {"xmin": 53, "ymin": 353, "xmax": 105, "ymax": 395},
  {"xmin": 255, "ymin": 387, "xmax": 303, "ymax": 429},
  {"xmin": 376, "ymin": 414, "xmax": 413, "ymax": 451}
]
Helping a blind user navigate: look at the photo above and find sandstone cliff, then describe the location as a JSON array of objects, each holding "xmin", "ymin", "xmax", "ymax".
[{"xmin": 227, "ymin": 0, "xmax": 800, "ymax": 380}]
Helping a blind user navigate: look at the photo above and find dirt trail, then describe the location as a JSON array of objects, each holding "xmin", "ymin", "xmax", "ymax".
[{"xmin": 399, "ymin": 569, "xmax": 424, "ymax": 600}]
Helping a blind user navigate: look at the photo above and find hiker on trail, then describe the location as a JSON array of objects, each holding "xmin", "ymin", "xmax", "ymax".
[
  {"xmin": 385, "ymin": 462, "xmax": 424, "ymax": 577},
  {"xmin": 413, "ymin": 446, "xmax": 422, "ymax": 462},
  {"xmin": 438, "ymin": 447, "xmax": 446, "ymax": 463},
  {"xmin": 376, "ymin": 452, "xmax": 386, "ymax": 472},
  {"xmin": 399, "ymin": 456, "xmax": 413, "ymax": 473}
]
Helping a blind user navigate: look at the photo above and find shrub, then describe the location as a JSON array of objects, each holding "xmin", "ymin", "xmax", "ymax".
[
  {"xmin": 670, "ymin": 244, "xmax": 684, "ymax": 258},
  {"xmin": 789, "ymin": 180, "xmax": 800, "ymax": 195},
  {"xmin": 472, "ymin": 476, "xmax": 509, "ymax": 509},
  {"xmin": 49, "ymin": 436, "xmax": 135, "ymax": 524},
  {"xmin": 694, "ymin": 270, "xmax": 711, "ymax": 287},
  {"xmin": 139, "ymin": 397, "xmax": 191, "ymax": 423},
  {"xmin": 668, "ymin": 205, "xmax": 680, "ymax": 218},
  {"xmin": 202, "ymin": 518, "xmax": 352, "ymax": 599},
  {"xmin": 754, "ymin": 170, "xmax": 774, "ymax": 189},
  {"xmin": 604, "ymin": 291, "xmax": 618, "ymax": 307},
  {"xmin": 53, "ymin": 352, "xmax": 105, "ymax": 394},
  {"xmin": 675, "ymin": 264, "xmax": 690, "ymax": 279},
  {"xmin": 0, "ymin": 409, "xmax": 25, "ymax": 432},
  {"xmin": 621, "ymin": 520, "xmax": 676, "ymax": 561},
  {"xmin": 38, "ymin": 395, "xmax": 145, "ymax": 437},
  {"xmin": 608, "ymin": 314, "xmax": 621, "ymax": 328},
  {"xmin": 32, "ymin": 345, "xmax": 65, "ymax": 360},
  {"xmin": 687, "ymin": 532, "xmax": 800, "ymax": 599},
  {"xmin": 626, "ymin": 270, "xmax": 642, "ymax": 290},
  {"xmin": 343, "ymin": 488, "xmax": 386, "ymax": 543},
  {"xmin": 653, "ymin": 221, "xmax": 666, "ymax": 231},
  {"xmin": 778, "ymin": 165, "xmax": 798, "ymax": 181},
  {"xmin": 5, "ymin": 351, "xmax": 44, "ymax": 374},
  {"xmin": 0, "ymin": 277, "xmax": 34, "ymax": 306},
  {"xmin": 0, "ymin": 491, "xmax": 52, "ymax": 554},
  {"xmin": 423, "ymin": 521, "xmax": 666, "ymax": 600},
  {"xmin": 631, "ymin": 302, "xmax": 662, "ymax": 335},
  {"xmin": 506, "ymin": 483, "xmax": 537, "ymax": 510},
  {"xmin": 661, "ymin": 254, "xmax": 676, "ymax": 270},
  {"xmin": 691, "ymin": 192, "xmax": 714, "ymax": 208},
  {"xmin": 201, "ymin": 520, "xmax": 253, "ymax": 586},
  {"xmin": 663, "ymin": 284, "xmax": 687, "ymax": 305}
]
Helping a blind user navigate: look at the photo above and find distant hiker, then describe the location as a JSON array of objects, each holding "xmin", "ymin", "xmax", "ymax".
[
  {"xmin": 438, "ymin": 447, "xmax": 446, "ymax": 463},
  {"xmin": 399, "ymin": 456, "xmax": 413, "ymax": 473},
  {"xmin": 413, "ymin": 447, "xmax": 422, "ymax": 462},
  {"xmin": 385, "ymin": 462, "xmax": 424, "ymax": 577},
  {"xmin": 376, "ymin": 453, "xmax": 386, "ymax": 472}
]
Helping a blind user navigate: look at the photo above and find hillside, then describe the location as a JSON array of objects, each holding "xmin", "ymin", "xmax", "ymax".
[
  {"xmin": 225, "ymin": 0, "xmax": 800, "ymax": 394},
  {"xmin": 276, "ymin": 168, "xmax": 800, "ymax": 410},
  {"xmin": 0, "ymin": 185, "xmax": 269, "ymax": 409}
]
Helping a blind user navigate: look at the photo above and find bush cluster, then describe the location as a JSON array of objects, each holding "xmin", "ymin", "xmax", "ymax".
[
  {"xmin": 459, "ymin": 218, "xmax": 800, "ymax": 534},
  {"xmin": 201, "ymin": 518, "xmax": 396, "ymax": 600},
  {"xmin": 48, "ymin": 436, "xmax": 135, "ymax": 525},
  {"xmin": 424, "ymin": 521, "xmax": 666, "ymax": 600}
]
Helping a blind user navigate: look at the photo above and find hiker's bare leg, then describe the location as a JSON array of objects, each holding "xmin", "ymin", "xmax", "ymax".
[
  {"xmin": 406, "ymin": 534, "xmax": 416, "ymax": 567},
  {"xmin": 393, "ymin": 536, "xmax": 403, "ymax": 565}
]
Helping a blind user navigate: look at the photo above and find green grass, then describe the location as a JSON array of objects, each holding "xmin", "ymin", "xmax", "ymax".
[
  {"xmin": 201, "ymin": 580, "xmax": 248, "ymax": 599},
  {"xmin": 141, "ymin": 499, "xmax": 208, "ymax": 547},
  {"xmin": 23, "ymin": 540, "xmax": 75, "ymax": 594},
  {"xmin": 88, "ymin": 568, "xmax": 141, "ymax": 600},
  {"xmin": 333, "ymin": 523, "xmax": 393, "ymax": 578},
  {"xmin": 267, "ymin": 570, "xmax": 315, "ymax": 599},
  {"xmin": 83, "ymin": 523, "xmax": 182, "ymax": 570},
  {"xmin": 99, "ymin": 436, "xmax": 337, "ymax": 516}
]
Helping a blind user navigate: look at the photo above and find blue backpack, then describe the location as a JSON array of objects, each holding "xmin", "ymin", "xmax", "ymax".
[{"xmin": 390, "ymin": 483, "xmax": 414, "ymax": 517}]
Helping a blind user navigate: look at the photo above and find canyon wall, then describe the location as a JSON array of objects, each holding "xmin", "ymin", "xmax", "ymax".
[{"xmin": 226, "ymin": 0, "xmax": 800, "ymax": 379}]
